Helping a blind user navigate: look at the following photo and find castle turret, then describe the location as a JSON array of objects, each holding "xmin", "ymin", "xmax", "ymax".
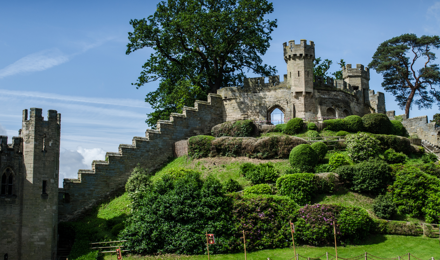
[
  {"xmin": 20, "ymin": 108, "xmax": 61, "ymax": 260},
  {"xmin": 283, "ymin": 39, "xmax": 315, "ymax": 94},
  {"xmin": 343, "ymin": 64, "xmax": 370, "ymax": 92}
]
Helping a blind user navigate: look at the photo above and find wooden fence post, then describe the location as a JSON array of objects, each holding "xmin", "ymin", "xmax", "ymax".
[
  {"xmin": 365, "ymin": 252, "xmax": 367, "ymax": 260},
  {"xmin": 326, "ymin": 252, "xmax": 328, "ymax": 260},
  {"xmin": 408, "ymin": 253, "xmax": 410, "ymax": 260}
]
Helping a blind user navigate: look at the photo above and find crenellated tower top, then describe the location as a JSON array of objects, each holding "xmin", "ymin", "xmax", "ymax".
[
  {"xmin": 283, "ymin": 39, "xmax": 315, "ymax": 62},
  {"xmin": 283, "ymin": 39, "xmax": 315, "ymax": 94},
  {"xmin": 343, "ymin": 64, "xmax": 370, "ymax": 81}
]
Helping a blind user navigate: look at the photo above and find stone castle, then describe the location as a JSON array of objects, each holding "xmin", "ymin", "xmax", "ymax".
[{"xmin": 1, "ymin": 39, "xmax": 439, "ymax": 260}]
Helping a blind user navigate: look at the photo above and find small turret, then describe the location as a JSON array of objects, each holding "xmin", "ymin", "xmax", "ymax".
[{"xmin": 343, "ymin": 64, "xmax": 370, "ymax": 90}]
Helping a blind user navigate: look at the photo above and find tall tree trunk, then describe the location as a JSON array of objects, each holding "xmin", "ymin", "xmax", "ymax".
[{"xmin": 405, "ymin": 88, "xmax": 416, "ymax": 118}]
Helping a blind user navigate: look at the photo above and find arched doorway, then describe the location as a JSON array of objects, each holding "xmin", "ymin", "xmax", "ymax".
[
  {"xmin": 326, "ymin": 108, "xmax": 336, "ymax": 119},
  {"xmin": 267, "ymin": 105, "xmax": 285, "ymax": 125},
  {"xmin": 342, "ymin": 109, "xmax": 350, "ymax": 117}
]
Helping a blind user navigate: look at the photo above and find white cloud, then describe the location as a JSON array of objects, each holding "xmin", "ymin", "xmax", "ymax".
[
  {"xmin": 0, "ymin": 49, "xmax": 69, "ymax": 79},
  {"xmin": 0, "ymin": 123, "xmax": 6, "ymax": 135},
  {"xmin": 0, "ymin": 89, "xmax": 149, "ymax": 108},
  {"xmin": 427, "ymin": 2, "xmax": 440, "ymax": 23},
  {"xmin": 77, "ymin": 146, "xmax": 106, "ymax": 167}
]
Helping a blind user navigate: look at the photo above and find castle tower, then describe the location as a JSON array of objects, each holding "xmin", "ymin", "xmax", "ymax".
[
  {"xmin": 20, "ymin": 108, "xmax": 61, "ymax": 260},
  {"xmin": 343, "ymin": 64, "xmax": 370, "ymax": 91},
  {"xmin": 283, "ymin": 39, "xmax": 315, "ymax": 94}
]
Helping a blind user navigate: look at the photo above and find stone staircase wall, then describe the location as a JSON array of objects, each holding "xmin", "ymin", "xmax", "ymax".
[{"xmin": 58, "ymin": 94, "xmax": 225, "ymax": 222}]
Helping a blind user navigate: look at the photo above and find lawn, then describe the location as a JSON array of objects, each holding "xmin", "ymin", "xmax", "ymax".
[{"xmin": 103, "ymin": 235, "xmax": 440, "ymax": 260}]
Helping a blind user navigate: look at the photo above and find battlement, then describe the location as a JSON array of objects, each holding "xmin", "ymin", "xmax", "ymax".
[
  {"xmin": 0, "ymin": 136, "xmax": 22, "ymax": 153},
  {"xmin": 343, "ymin": 64, "xmax": 370, "ymax": 80},
  {"xmin": 22, "ymin": 108, "xmax": 61, "ymax": 125},
  {"xmin": 368, "ymin": 90, "xmax": 386, "ymax": 114},
  {"xmin": 283, "ymin": 39, "xmax": 315, "ymax": 61},
  {"xmin": 243, "ymin": 75, "xmax": 283, "ymax": 88}
]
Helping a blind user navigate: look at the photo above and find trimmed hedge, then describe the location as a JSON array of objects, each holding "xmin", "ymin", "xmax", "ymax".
[
  {"xmin": 346, "ymin": 133, "xmax": 380, "ymax": 162},
  {"xmin": 289, "ymin": 144, "xmax": 319, "ymax": 172},
  {"xmin": 240, "ymin": 162, "xmax": 279, "ymax": 184},
  {"xmin": 372, "ymin": 219, "xmax": 422, "ymax": 236},
  {"xmin": 188, "ymin": 135, "xmax": 215, "ymax": 158},
  {"xmin": 384, "ymin": 148, "xmax": 408, "ymax": 164},
  {"xmin": 324, "ymin": 119, "xmax": 346, "ymax": 131},
  {"xmin": 362, "ymin": 113, "xmax": 393, "ymax": 134},
  {"xmin": 243, "ymin": 184, "xmax": 272, "ymax": 196},
  {"xmin": 311, "ymin": 142, "xmax": 328, "ymax": 161},
  {"xmin": 223, "ymin": 178, "xmax": 242, "ymax": 193},
  {"xmin": 335, "ymin": 131, "xmax": 350, "ymax": 136},
  {"xmin": 373, "ymin": 193, "xmax": 396, "ymax": 219},
  {"xmin": 391, "ymin": 120, "xmax": 406, "ymax": 136},
  {"xmin": 329, "ymin": 152, "xmax": 349, "ymax": 170},
  {"xmin": 274, "ymin": 123, "xmax": 286, "ymax": 132},
  {"xmin": 374, "ymin": 134, "xmax": 413, "ymax": 154},
  {"xmin": 212, "ymin": 120, "xmax": 256, "ymax": 137},
  {"xmin": 307, "ymin": 122, "xmax": 317, "ymax": 130},
  {"xmin": 276, "ymin": 173, "xmax": 317, "ymax": 205},
  {"xmin": 284, "ymin": 118, "xmax": 304, "ymax": 135},
  {"xmin": 343, "ymin": 115, "xmax": 363, "ymax": 132}
]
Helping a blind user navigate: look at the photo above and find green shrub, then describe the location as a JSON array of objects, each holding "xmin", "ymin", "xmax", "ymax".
[
  {"xmin": 422, "ymin": 153, "xmax": 438, "ymax": 163},
  {"xmin": 374, "ymin": 135, "xmax": 413, "ymax": 154},
  {"xmin": 346, "ymin": 133, "xmax": 380, "ymax": 162},
  {"xmin": 324, "ymin": 119, "xmax": 346, "ymax": 131},
  {"xmin": 125, "ymin": 165, "xmax": 152, "ymax": 193},
  {"xmin": 384, "ymin": 148, "xmax": 408, "ymax": 164},
  {"xmin": 372, "ymin": 219, "xmax": 422, "ymax": 236},
  {"xmin": 390, "ymin": 165, "xmax": 440, "ymax": 223},
  {"xmin": 212, "ymin": 120, "xmax": 256, "ymax": 137},
  {"xmin": 289, "ymin": 144, "xmax": 319, "ymax": 172},
  {"xmin": 338, "ymin": 207, "xmax": 373, "ymax": 244},
  {"xmin": 121, "ymin": 173, "xmax": 233, "ymax": 255},
  {"xmin": 420, "ymin": 163, "xmax": 440, "ymax": 178},
  {"xmin": 311, "ymin": 142, "xmax": 328, "ymax": 161},
  {"xmin": 362, "ymin": 113, "xmax": 393, "ymax": 134},
  {"xmin": 315, "ymin": 164, "xmax": 333, "ymax": 173},
  {"xmin": 306, "ymin": 130, "xmax": 320, "ymax": 139},
  {"xmin": 229, "ymin": 194, "xmax": 298, "ymax": 251},
  {"xmin": 329, "ymin": 152, "xmax": 349, "ymax": 170},
  {"xmin": 351, "ymin": 159, "xmax": 392, "ymax": 195},
  {"xmin": 307, "ymin": 122, "xmax": 317, "ymax": 130},
  {"xmin": 433, "ymin": 113, "xmax": 440, "ymax": 125},
  {"xmin": 243, "ymin": 184, "xmax": 272, "ymax": 196},
  {"xmin": 274, "ymin": 123, "xmax": 287, "ymax": 132},
  {"xmin": 317, "ymin": 173, "xmax": 336, "ymax": 194},
  {"xmin": 223, "ymin": 178, "xmax": 242, "ymax": 193},
  {"xmin": 284, "ymin": 118, "xmax": 304, "ymax": 135},
  {"xmin": 75, "ymin": 251, "xmax": 99, "ymax": 260},
  {"xmin": 276, "ymin": 173, "xmax": 317, "ymax": 205},
  {"xmin": 335, "ymin": 165, "xmax": 355, "ymax": 187},
  {"xmin": 343, "ymin": 115, "xmax": 363, "ymax": 132},
  {"xmin": 111, "ymin": 223, "xmax": 125, "ymax": 237},
  {"xmin": 335, "ymin": 131, "xmax": 350, "ymax": 136},
  {"xmin": 188, "ymin": 135, "xmax": 215, "ymax": 158},
  {"xmin": 241, "ymin": 162, "xmax": 279, "ymax": 184},
  {"xmin": 373, "ymin": 193, "xmax": 396, "ymax": 219},
  {"xmin": 391, "ymin": 120, "xmax": 406, "ymax": 136}
]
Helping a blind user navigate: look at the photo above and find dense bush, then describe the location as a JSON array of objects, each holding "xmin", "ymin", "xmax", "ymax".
[
  {"xmin": 374, "ymin": 134, "xmax": 413, "ymax": 154},
  {"xmin": 346, "ymin": 133, "xmax": 380, "ymax": 162},
  {"xmin": 289, "ymin": 144, "xmax": 319, "ymax": 172},
  {"xmin": 373, "ymin": 193, "xmax": 396, "ymax": 219},
  {"xmin": 335, "ymin": 165, "xmax": 355, "ymax": 187},
  {"xmin": 125, "ymin": 165, "xmax": 152, "ymax": 193},
  {"xmin": 315, "ymin": 164, "xmax": 333, "ymax": 173},
  {"xmin": 212, "ymin": 120, "xmax": 256, "ymax": 137},
  {"xmin": 243, "ymin": 184, "xmax": 272, "ymax": 196},
  {"xmin": 188, "ymin": 135, "xmax": 215, "ymax": 158},
  {"xmin": 420, "ymin": 163, "xmax": 440, "ymax": 178},
  {"xmin": 335, "ymin": 131, "xmax": 350, "ymax": 136},
  {"xmin": 338, "ymin": 207, "xmax": 373, "ymax": 244},
  {"xmin": 307, "ymin": 122, "xmax": 317, "ymax": 130},
  {"xmin": 384, "ymin": 148, "xmax": 407, "ymax": 164},
  {"xmin": 372, "ymin": 219, "xmax": 422, "ymax": 236},
  {"xmin": 391, "ymin": 120, "xmax": 406, "ymax": 136},
  {"xmin": 317, "ymin": 173, "xmax": 336, "ymax": 194},
  {"xmin": 351, "ymin": 159, "xmax": 392, "ymax": 195},
  {"xmin": 324, "ymin": 119, "xmax": 346, "ymax": 131},
  {"xmin": 311, "ymin": 142, "xmax": 328, "ymax": 161},
  {"xmin": 230, "ymin": 194, "xmax": 298, "ymax": 251},
  {"xmin": 240, "ymin": 162, "xmax": 279, "ymax": 184},
  {"xmin": 294, "ymin": 204, "xmax": 373, "ymax": 246},
  {"xmin": 284, "ymin": 118, "xmax": 304, "ymax": 135},
  {"xmin": 390, "ymin": 165, "xmax": 440, "ymax": 223},
  {"xmin": 329, "ymin": 152, "xmax": 349, "ymax": 170},
  {"xmin": 276, "ymin": 173, "xmax": 317, "ymax": 205},
  {"xmin": 306, "ymin": 130, "xmax": 320, "ymax": 139},
  {"xmin": 362, "ymin": 113, "xmax": 393, "ymax": 134},
  {"xmin": 274, "ymin": 123, "xmax": 286, "ymax": 132},
  {"xmin": 223, "ymin": 178, "xmax": 242, "ymax": 193},
  {"xmin": 422, "ymin": 153, "xmax": 438, "ymax": 163},
  {"xmin": 121, "ymin": 173, "xmax": 234, "ymax": 255},
  {"xmin": 343, "ymin": 115, "xmax": 363, "ymax": 132}
]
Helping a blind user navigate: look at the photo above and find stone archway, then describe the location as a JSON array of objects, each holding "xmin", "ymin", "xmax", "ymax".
[
  {"xmin": 342, "ymin": 109, "xmax": 350, "ymax": 117},
  {"xmin": 267, "ymin": 105, "xmax": 286, "ymax": 125},
  {"xmin": 326, "ymin": 108, "xmax": 336, "ymax": 119}
]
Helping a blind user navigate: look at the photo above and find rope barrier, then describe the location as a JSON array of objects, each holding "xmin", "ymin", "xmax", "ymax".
[{"xmin": 285, "ymin": 252, "xmax": 434, "ymax": 260}]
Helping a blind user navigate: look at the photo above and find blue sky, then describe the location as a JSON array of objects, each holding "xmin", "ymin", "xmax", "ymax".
[{"xmin": 1, "ymin": 0, "xmax": 439, "ymax": 186}]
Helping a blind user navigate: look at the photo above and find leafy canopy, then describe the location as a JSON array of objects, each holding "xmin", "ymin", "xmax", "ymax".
[
  {"xmin": 368, "ymin": 33, "xmax": 440, "ymax": 117},
  {"xmin": 127, "ymin": 0, "xmax": 278, "ymax": 127}
]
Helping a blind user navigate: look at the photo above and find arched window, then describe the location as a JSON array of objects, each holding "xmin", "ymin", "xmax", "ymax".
[
  {"xmin": 343, "ymin": 109, "xmax": 350, "ymax": 117},
  {"xmin": 271, "ymin": 108, "xmax": 284, "ymax": 125},
  {"xmin": 326, "ymin": 108, "xmax": 336, "ymax": 119},
  {"xmin": 1, "ymin": 168, "xmax": 14, "ymax": 195}
]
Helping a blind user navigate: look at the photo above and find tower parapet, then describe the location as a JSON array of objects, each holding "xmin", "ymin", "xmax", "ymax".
[
  {"xmin": 283, "ymin": 39, "xmax": 315, "ymax": 94},
  {"xmin": 343, "ymin": 64, "xmax": 370, "ymax": 81}
]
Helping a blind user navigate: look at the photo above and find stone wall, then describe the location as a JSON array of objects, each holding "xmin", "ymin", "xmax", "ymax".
[{"xmin": 59, "ymin": 94, "xmax": 225, "ymax": 222}]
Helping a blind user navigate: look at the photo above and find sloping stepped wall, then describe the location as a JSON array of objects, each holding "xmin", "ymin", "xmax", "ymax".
[{"xmin": 58, "ymin": 94, "xmax": 225, "ymax": 222}]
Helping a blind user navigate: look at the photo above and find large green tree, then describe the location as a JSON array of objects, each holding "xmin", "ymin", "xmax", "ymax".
[
  {"xmin": 127, "ymin": 0, "xmax": 277, "ymax": 127},
  {"xmin": 368, "ymin": 34, "xmax": 440, "ymax": 117}
]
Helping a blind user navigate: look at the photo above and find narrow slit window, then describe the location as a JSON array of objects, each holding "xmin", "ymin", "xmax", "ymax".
[
  {"xmin": 298, "ymin": 71, "xmax": 300, "ymax": 77},
  {"xmin": 42, "ymin": 180, "xmax": 47, "ymax": 195},
  {"xmin": 290, "ymin": 72, "xmax": 291, "ymax": 78}
]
